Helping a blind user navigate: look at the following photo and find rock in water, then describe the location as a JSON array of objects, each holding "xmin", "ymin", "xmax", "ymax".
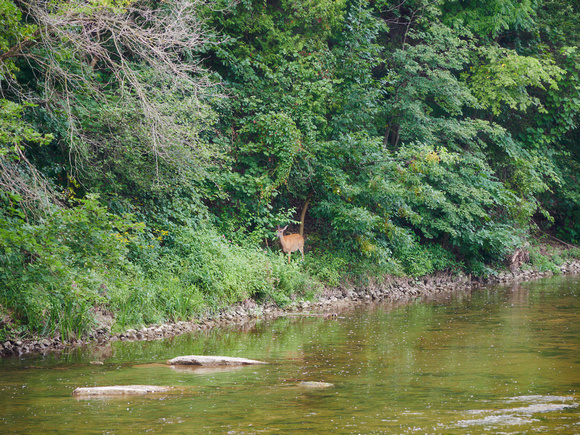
[
  {"xmin": 167, "ymin": 355, "xmax": 267, "ymax": 366},
  {"xmin": 72, "ymin": 385, "xmax": 173, "ymax": 397},
  {"xmin": 299, "ymin": 381, "xmax": 334, "ymax": 388}
]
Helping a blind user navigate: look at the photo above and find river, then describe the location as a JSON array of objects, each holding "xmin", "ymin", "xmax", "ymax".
[{"xmin": 1, "ymin": 275, "xmax": 579, "ymax": 433}]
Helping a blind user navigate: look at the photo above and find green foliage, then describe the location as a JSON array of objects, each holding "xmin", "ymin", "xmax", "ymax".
[
  {"xmin": 1, "ymin": 0, "xmax": 580, "ymax": 341},
  {"xmin": 0, "ymin": 100, "xmax": 53, "ymax": 152},
  {"xmin": 0, "ymin": 195, "xmax": 138, "ymax": 339},
  {"xmin": 382, "ymin": 22, "xmax": 500, "ymax": 152},
  {"xmin": 168, "ymin": 226, "xmax": 318, "ymax": 306},
  {"xmin": 210, "ymin": 0, "xmax": 346, "ymax": 59},
  {"xmin": 518, "ymin": 46, "xmax": 580, "ymax": 243},
  {"xmin": 66, "ymin": 69, "xmax": 219, "ymax": 202},
  {"xmin": 236, "ymin": 112, "xmax": 302, "ymax": 200},
  {"xmin": 396, "ymin": 242, "xmax": 458, "ymax": 277},
  {"xmin": 538, "ymin": 0, "xmax": 580, "ymax": 48},
  {"xmin": 528, "ymin": 243, "xmax": 564, "ymax": 274},
  {"xmin": 0, "ymin": 0, "xmax": 38, "ymax": 79},
  {"xmin": 311, "ymin": 135, "xmax": 523, "ymax": 273},
  {"xmin": 170, "ymin": 228, "xmax": 276, "ymax": 305},
  {"xmin": 465, "ymin": 47, "xmax": 564, "ymax": 116},
  {"xmin": 108, "ymin": 272, "xmax": 206, "ymax": 332},
  {"xmin": 0, "ymin": 99, "xmax": 56, "ymax": 217},
  {"xmin": 109, "ymin": 223, "xmax": 321, "ymax": 331},
  {"xmin": 442, "ymin": 0, "xmax": 537, "ymax": 39},
  {"xmin": 304, "ymin": 250, "xmax": 349, "ymax": 288}
]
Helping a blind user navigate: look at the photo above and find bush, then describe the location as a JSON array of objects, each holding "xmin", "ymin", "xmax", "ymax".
[
  {"xmin": 304, "ymin": 251, "xmax": 349, "ymax": 288},
  {"xmin": 528, "ymin": 243, "xmax": 566, "ymax": 274},
  {"xmin": 0, "ymin": 195, "xmax": 137, "ymax": 340},
  {"xmin": 397, "ymin": 242, "xmax": 458, "ymax": 277}
]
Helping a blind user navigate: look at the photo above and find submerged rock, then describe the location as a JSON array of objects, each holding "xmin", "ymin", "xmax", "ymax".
[
  {"xmin": 299, "ymin": 381, "xmax": 334, "ymax": 388},
  {"xmin": 169, "ymin": 365, "xmax": 245, "ymax": 374},
  {"xmin": 167, "ymin": 355, "xmax": 267, "ymax": 366},
  {"xmin": 72, "ymin": 385, "xmax": 173, "ymax": 397}
]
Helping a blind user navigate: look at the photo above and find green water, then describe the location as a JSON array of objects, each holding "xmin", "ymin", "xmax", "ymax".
[{"xmin": 1, "ymin": 276, "xmax": 579, "ymax": 434}]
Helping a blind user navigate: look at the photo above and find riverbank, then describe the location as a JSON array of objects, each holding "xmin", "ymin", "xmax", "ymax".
[{"xmin": 2, "ymin": 260, "xmax": 580, "ymax": 358}]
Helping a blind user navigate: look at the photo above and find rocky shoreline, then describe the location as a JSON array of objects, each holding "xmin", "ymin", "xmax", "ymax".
[{"xmin": 2, "ymin": 260, "xmax": 580, "ymax": 358}]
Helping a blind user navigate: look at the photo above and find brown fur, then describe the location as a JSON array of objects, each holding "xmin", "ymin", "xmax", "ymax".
[{"xmin": 276, "ymin": 225, "xmax": 304, "ymax": 263}]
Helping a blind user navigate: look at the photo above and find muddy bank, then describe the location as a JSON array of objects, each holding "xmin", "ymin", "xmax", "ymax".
[{"xmin": 2, "ymin": 260, "xmax": 580, "ymax": 358}]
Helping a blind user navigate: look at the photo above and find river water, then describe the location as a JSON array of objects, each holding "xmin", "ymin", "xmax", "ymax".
[{"xmin": 1, "ymin": 275, "xmax": 579, "ymax": 434}]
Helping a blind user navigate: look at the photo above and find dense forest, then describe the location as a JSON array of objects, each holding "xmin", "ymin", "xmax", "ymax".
[{"xmin": 1, "ymin": 0, "xmax": 579, "ymax": 340}]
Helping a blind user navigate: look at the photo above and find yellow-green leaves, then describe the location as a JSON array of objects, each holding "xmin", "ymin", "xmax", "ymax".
[{"xmin": 465, "ymin": 48, "xmax": 564, "ymax": 115}]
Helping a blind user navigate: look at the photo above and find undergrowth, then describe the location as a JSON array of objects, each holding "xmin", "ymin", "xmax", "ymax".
[
  {"xmin": 0, "ymin": 198, "xmax": 321, "ymax": 340},
  {"xmin": 1, "ymin": 197, "xmax": 579, "ymax": 342}
]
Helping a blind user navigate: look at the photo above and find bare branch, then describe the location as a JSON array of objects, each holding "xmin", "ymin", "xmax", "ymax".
[
  {"xmin": 1, "ymin": 0, "xmax": 230, "ymax": 215},
  {"xmin": 8, "ymin": 0, "xmax": 226, "ymax": 155}
]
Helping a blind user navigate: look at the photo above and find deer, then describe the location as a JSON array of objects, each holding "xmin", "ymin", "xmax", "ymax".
[
  {"xmin": 276, "ymin": 225, "xmax": 304, "ymax": 263},
  {"xmin": 276, "ymin": 194, "xmax": 311, "ymax": 263}
]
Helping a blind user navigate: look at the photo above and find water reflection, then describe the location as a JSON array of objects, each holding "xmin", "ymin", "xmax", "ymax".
[{"xmin": 1, "ymin": 275, "xmax": 579, "ymax": 433}]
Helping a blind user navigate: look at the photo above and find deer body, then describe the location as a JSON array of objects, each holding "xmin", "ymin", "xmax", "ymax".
[{"xmin": 276, "ymin": 225, "xmax": 304, "ymax": 263}]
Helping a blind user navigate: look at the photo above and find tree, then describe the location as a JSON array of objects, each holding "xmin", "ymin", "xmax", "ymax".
[
  {"xmin": 1, "ymin": 0, "xmax": 223, "ymax": 216},
  {"xmin": 0, "ymin": 99, "xmax": 55, "ymax": 218}
]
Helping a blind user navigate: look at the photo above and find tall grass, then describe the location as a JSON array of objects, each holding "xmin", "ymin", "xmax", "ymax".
[
  {"xmin": 109, "ymin": 226, "xmax": 321, "ymax": 331},
  {"xmin": 0, "ymin": 198, "xmax": 321, "ymax": 340}
]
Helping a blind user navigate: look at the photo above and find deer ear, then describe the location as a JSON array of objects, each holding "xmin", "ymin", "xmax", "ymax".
[
  {"xmin": 282, "ymin": 225, "xmax": 288, "ymax": 231},
  {"xmin": 276, "ymin": 225, "xmax": 281, "ymax": 230}
]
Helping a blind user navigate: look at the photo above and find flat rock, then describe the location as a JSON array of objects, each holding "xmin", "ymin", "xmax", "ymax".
[
  {"xmin": 299, "ymin": 381, "xmax": 334, "ymax": 388},
  {"xmin": 72, "ymin": 385, "xmax": 173, "ymax": 397},
  {"xmin": 167, "ymin": 355, "xmax": 267, "ymax": 366}
]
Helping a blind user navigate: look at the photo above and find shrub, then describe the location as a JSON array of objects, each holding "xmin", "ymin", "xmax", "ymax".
[{"xmin": 0, "ymin": 195, "xmax": 136, "ymax": 339}]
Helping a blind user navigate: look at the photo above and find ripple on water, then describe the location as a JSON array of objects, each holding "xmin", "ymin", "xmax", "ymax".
[
  {"xmin": 455, "ymin": 395, "xmax": 578, "ymax": 430},
  {"xmin": 504, "ymin": 394, "xmax": 577, "ymax": 404}
]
